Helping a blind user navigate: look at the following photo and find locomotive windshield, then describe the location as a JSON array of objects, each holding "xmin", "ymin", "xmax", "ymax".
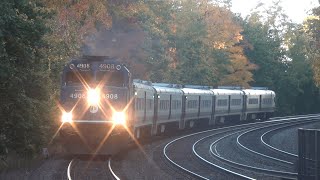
[
  {"xmin": 66, "ymin": 71, "xmax": 93, "ymax": 85},
  {"xmin": 96, "ymin": 71, "xmax": 125, "ymax": 86},
  {"xmin": 62, "ymin": 58, "xmax": 130, "ymax": 87}
]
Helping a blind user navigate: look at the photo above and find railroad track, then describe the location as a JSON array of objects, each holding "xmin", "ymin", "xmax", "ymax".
[
  {"xmin": 163, "ymin": 114, "xmax": 320, "ymax": 180},
  {"xmin": 67, "ymin": 156, "xmax": 120, "ymax": 180}
]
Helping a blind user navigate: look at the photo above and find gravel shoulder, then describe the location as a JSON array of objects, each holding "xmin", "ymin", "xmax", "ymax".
[
  {"xmin": 111, "ymin": 135, "xmax": 196, "ymax": 180},
  {"xmin": 269, "ymin": 121, "xmax": 320, "ymax": 155}
]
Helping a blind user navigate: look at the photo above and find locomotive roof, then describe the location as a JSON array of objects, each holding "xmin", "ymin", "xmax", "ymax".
[
  {"xmin": 242, "ymin": 89, "xmax": 275, "ymax": 95},
  {"xmin": 211, "ymin": 89, "xmax": 244, "ymax": 95},
  {"xmin": 181, "ymin": 88, "xmax": 213, "ymax": 95},
  {"xmin": 152, "ymin": 85, "xmax": 183, "ymax": 94}
]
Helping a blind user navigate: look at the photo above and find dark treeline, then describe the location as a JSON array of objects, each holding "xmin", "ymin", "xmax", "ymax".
[{"xmin": 1, "ymin": 0, "xmax": 320, "ymax": 159}]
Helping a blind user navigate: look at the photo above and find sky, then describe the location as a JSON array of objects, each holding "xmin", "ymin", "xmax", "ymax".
[{"xmin": 231, "ymin": 0, "xmax": 319, "ymax": 23}]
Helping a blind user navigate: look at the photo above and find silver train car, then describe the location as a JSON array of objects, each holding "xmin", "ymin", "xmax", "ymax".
[
  {"xmin": 58, "ymin": 56, "xmax": 275, "ymax": 154},
  {"xmin": 131, "ymin": 82, "xmax": 275, "ymax": 141}
]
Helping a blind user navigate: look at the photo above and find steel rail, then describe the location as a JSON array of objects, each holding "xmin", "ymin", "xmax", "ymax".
[
  {"xmin": 235, "ymin": 120, "xmax": 316, "ymax": 165},
  {"xmin": 163, "ymin": 114, "xmax": 319, "ymax": 180},
  {"xmin": 260, "ymin": 117, "xmax": 320, "ymax": 158},
  {"xmin": 261, "ymin": 126, "xmax": 299, "ymax": 158},
  {"xmin": 192, "ymin": 127, "xmax": 256, "ymax": 180},
  {"xmin": 163, "ymin": 121, "xmax": 272, "ymax": 179},
  {"xmin": 67, "ymin": 158, "xmax": 75, "ymax": 180},
  {"xmin": 191, "ymin": 119, "xmax": 313, "ymax": 179},
  {"xmin": 108, "ymin": 157, "xmax": 120, "ymax": 180},
  {"xmin": 209, "ymin": 126, "xmax": 298, "ymax": 179},
  {"xmin": 163, "ymin": 131, "xmax": 211, "ymax": 180}
]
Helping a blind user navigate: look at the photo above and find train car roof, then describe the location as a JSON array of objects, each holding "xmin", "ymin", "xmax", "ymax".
[
  {"xmin": 211, "ymin": 89, "xmax": 244, "ymax": 95},
  {"xmin": 152, "ymin": 85, "xmax": 183, "ymax": 94},
  {"xmin": 242, "ymin": 89, "xmax": 275, "ymax": 95},
  {"xmin": 181, "ymin": 88, "xmax": 213, "ymax": 95},
  {"xmin": 133, "ymin": 82, "xmax": 155, "ymax": 91}
]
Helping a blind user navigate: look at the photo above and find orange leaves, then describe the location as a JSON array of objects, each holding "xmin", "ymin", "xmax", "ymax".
[
  {"xmin": 220, "ymin": 45, "xmax": 257, "ymax": 88},
  {"xmin": 201, "ymin": 5, "xmax": 243, "ymax": 49}
]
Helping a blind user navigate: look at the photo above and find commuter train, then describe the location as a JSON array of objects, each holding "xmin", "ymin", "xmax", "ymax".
[{"xmin": 58, "ymin": 56, "xmax": 275, "ymax": 154}]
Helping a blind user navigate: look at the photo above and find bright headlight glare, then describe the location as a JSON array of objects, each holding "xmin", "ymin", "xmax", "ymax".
[
  {"xmin": 112, "ymin": 112, "xmax": 126, "ymax": 125},
  {"xmin": 88, "ymin": 88, "xmax": 100, "ymax": 105},
  {"xmin": 62, "ymin": 112, "xmax": 72, "ymax": 123}
]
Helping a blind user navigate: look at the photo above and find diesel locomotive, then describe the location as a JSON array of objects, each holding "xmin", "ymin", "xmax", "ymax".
[{"xmin": 58, "ymin": 56, "xmax": 275, "ymax": 155}]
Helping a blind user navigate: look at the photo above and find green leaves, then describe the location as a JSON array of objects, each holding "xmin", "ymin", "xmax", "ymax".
[{"xmin": 0, "ymin": 0, "xmax": 53, "ymax": 158}]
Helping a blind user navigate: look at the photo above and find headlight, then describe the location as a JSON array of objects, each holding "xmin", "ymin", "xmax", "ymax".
[
  {"xmin": 112, "ymin": 112, "xmax": 126, "ymax": 125},
  {"xmin": 62, "ymin": 112, "xmax": 72, "ymax": 123},
  {"xmin": 87, "ymin": 88, "xmax": 100, "ymax": 105}
]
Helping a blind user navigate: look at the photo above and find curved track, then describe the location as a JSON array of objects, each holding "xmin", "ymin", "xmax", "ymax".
[
  {"xmin": 261, "ymin": 126, "xmax": 299, "ymax": 158},
  {"xmin": 163, "ymin": 114, "xmax": 320, "ymax": 179},
  {"xmin": 67, "ymin": 156, "xmax": 120, "ymax": 180}
]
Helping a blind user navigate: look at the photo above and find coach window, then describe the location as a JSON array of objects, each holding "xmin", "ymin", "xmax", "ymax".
[
  {"xmin": 177, "ymin": 101, "xmax": 181, "ymax": 109},
  {"xmin": 202, "ymin": 100, "xmax": 211, "ymax": 108},
  {"xmin": 136, "ymin": 98, "xmax": 140, "ymax": 110},
  {"xmin": 147, "ymin": 99, "xmax": 153, "ymax": 110},
  {"xmin": 188, "ymin": 100, "xmax": 198, "ymax": 109},
  {"xmin": 248, "ymin": 98, "xmax": 259, "ymax": 104},
  {"xmin": 160, "ymin": 100, "xmax": 169, "ymax": 110},
  {"xmin": 263, "ymin": 98, "xmax": 272, "ymax": 105},
  {"xmin": 172, "ymin": 100, "xmax": 177, "ymax": 109},
  {"xmin": 217, "ymin": 99, "xmax": 227, "ymax": 106},
  {"xmin": 231, "ymin": 99, "xmax": 241, "ymax": 106}
]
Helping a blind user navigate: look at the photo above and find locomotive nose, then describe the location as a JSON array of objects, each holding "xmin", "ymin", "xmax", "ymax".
[{"xmin": 87, "ymin": 88, "xmax": 100, "ymax": 105}]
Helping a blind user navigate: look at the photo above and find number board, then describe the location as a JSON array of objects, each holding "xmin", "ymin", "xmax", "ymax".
[
  {"xmin": 99, "ymin": 63, "xmax": 122, "ymax": 71},
  {"xmin": 69, "ymin": 63, "xmax": 91, "ymax": 71},
  {"xmin": 69, "ymin": 93, "xmax": 119, "ymax": 100}
]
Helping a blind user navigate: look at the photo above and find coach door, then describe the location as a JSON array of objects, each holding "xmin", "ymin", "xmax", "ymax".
[
  {"xmin": 152, "ymin": 93, "xmax": 158, "ymax": 135},
  {"xmin": 169, "ymin": 94, "xmax": 172, "ymax": 120},
  {"xmin": 228, "ymin": 95, "xmax": 231, "ymax": 114},
  {"xmin": 144, "ymin": 91, "xmax": 147, "ymax": 122},
  {"xmin": 180, "ymin": 95, "xmax": 186, "ymax": 129},
  {"xmin": 242, "ymin": 93, "xmax": 247, "ymax": 121},
  {"xmin": 197, "ymin": 96, "xmax": 201, "ymax": 117},
  {"xmin": 259, "ymin": 95, "xmax": 262, "ymax": 111}
]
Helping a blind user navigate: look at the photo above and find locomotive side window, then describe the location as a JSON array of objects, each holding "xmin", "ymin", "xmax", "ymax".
[
  {"xmin": 66, "ymin": 71, "xmax": 93, "ymax": 85},
  {"xmin": 96, "ymin": 71, "xmax": 124, "ymax": 86}
]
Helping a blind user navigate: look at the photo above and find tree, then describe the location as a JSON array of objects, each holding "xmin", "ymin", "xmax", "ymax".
[
  {"xmin": 0, "ymin": 0, "xmax": 53, "ymax": 157},
  {"xmin": 304, "ymin": 7, "xmax": 320, "ymax": 86}
]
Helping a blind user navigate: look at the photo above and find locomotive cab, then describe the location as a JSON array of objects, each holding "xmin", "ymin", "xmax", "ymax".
[{"xmin": 59, "ymin": 56, "xmax": 132, "ymax": 155}]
